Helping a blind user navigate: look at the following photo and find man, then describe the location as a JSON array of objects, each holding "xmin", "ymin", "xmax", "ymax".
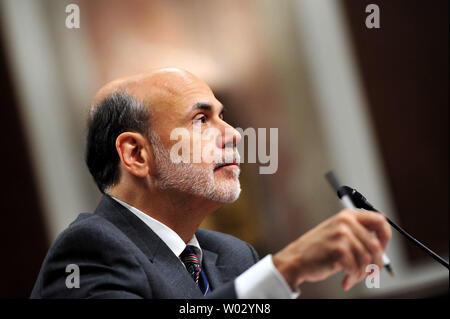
[{"xmin": 31, "ymin": 68, "xmax": 391, "ymax": 298}]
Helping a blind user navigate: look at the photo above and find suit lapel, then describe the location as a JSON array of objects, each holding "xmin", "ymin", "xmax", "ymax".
[
  {"xmin": 201, "ymin": 249, "xmax": 220, "ymax": 290},
  {"xmin": 95, "ymin": 194, "xmax": 159, "ymax": 260},
  {"xmin": 200, "ymin": 240, "xmax": 242, "ymax": 289},
  {"xmin": 94, "ymin": 194, "xmax": 203, "ymax": 298},
  {"xmin": 151, "ymin": 241, "xmax": 204, "ymax": 298}
]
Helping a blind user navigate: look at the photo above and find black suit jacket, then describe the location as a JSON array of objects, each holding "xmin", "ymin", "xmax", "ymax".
[{"xmin": 31, "ymin": 194, "xmax": 259, "ymax": 298}]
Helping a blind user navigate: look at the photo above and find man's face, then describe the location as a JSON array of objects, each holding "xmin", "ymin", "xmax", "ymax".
[{"xmin": 144, "ymin": 70, "xmax": 242, "ymax": 203}]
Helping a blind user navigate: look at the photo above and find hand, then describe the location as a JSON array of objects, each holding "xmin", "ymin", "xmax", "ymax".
[{"xmin": 272, "ymin": 209, "xmax": 391, "ymax": 291}]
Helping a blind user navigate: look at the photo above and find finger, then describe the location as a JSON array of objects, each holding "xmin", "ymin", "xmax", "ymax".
[
  {"xmin": 342, "ymin": 274, "xmax": 352, "ymax": 291},
  {"xmin": 346, "ymin": 217, "xmax": 385, "ymax": 270},
  {"xmin": 335, "ymin": 242, "xmax": 359, "ymax": 291},
  {"xmin": 344, "ymin": 230, "xmax": 371, "ymax": 289},
  {"xmin": 353, "ymin": 211, "xmax": 392, "ymax": 250}
]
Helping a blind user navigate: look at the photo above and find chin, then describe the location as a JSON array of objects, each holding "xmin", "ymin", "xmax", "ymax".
[{"xmin": 212, "ymin": 181, "xmax": 242, "ymax": 204}]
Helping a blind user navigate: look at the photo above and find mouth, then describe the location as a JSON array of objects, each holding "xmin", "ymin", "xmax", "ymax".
[{"xmin": 214, "ymin": 161, "xmax": 240, "ymax": 171}]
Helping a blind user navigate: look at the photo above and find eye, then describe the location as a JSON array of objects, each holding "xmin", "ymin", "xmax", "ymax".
[{"xmin": 193, "ymin": 115, "xmax": 207, "ymax": 125}]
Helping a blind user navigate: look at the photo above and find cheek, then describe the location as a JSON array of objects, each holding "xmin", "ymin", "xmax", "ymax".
[
  {"xmin": 200, "ymin": 139, "xmax": 222, "ymax": 164},
  {"xmin": 190, "ymin": 132, "xmax": 217, "ymax": 160}
]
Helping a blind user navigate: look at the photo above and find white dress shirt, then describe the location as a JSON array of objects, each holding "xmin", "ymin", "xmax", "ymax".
[{"xmin": 112, "ymin": 197, "xmax": 300, "ymax": 299}]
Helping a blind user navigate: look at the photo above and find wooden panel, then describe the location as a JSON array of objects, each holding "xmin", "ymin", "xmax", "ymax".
[{"xmin": 342, "ymin": 0, "xmax": 449, "ymax": 263}]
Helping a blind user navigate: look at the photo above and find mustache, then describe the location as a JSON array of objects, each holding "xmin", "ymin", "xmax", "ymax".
[{"xmin": 213, "ymin": 150, "xmax": 241, "ymax": 169}]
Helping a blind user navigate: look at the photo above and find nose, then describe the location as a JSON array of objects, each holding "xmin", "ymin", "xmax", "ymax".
[{"xmin": 216, "ymin": 122, "xmax": 241, "ymax": 149}]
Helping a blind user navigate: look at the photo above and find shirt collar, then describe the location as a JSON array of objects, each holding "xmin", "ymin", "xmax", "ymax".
[{"xmin": 110, "ymin": 196, "xmax": 202, "ymax": 262}]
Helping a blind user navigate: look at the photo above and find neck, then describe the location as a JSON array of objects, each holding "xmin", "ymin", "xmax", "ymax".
[{"xmin": 108, "ymin": 183, "xmax": 222, "ymax": 243}]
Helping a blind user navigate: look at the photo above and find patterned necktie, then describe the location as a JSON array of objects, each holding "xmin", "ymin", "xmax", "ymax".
[{"xmin": 180, "ymin": 245, "xmax": 211, "ymax": 295}]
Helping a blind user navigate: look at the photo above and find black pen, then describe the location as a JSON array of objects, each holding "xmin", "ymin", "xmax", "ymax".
[{"xmin": 326, "ymin": 171, "xmax": 395, "ymax": 277}]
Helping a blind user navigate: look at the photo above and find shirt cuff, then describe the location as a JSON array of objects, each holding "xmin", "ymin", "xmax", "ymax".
[{"xmin": 235, "ymin": 254, "xmax": 301, "ymax": 299}]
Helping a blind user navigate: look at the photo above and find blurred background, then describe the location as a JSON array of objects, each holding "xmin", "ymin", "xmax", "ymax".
[{"xmin": 0, "ymin": 0, "xmax": 448, "ymax": 298}]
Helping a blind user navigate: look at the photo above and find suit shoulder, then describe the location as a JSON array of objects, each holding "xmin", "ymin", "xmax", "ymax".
[
  {"xmin": 196, "ymin": 228, "xmax": 247, "ymax": 246},
  {"xmin": 196, "ymin": 228, "xmax": 259, "ymax": 261},
  {"xmin": 57, "ymin": 213, "xmax": 112, "ymax": 238},
  {"xmin": 48, "ymin": 213, "xmax": 136, "ymax": 257},
  {"xmin": 31, "ymin": 212, "xmax": 151, "ymax": 298}
]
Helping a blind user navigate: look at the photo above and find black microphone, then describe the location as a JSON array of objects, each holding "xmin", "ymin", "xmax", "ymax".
[
  {"xmin": 337, "ymin": 185, "xmax": 449, "ymax": 270},
  {"xmin": 337, "ymin": 186, "xmax": 377, "ymax": 211}
]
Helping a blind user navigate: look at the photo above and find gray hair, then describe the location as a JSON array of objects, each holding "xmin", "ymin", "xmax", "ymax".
[{"xmin": 85, "ymin": 92, "xmax": 150, "ymax": 192}]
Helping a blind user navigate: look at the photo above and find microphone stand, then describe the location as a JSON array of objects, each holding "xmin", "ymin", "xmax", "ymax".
[
  {"xmin": 326, "ymin": 170, "xmax": 449, "ymax": 270},
  {"xmin": 337, "ymin": 185, "xmax": 450, "ymax": 270}
]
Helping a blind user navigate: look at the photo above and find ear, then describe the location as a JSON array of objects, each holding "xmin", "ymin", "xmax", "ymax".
[{"xmin": 115, "ymin": 132, "xmax": 151, "ymax": 178}]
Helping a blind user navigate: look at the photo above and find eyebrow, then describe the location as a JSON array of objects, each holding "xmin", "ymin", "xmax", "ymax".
[{"xmin": 190, "ymin": 102, "xmax": 225, "ymax": 115}]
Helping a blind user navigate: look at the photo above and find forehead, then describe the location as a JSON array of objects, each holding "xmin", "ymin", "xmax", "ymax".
[{"xmin": 139, "ymin": 73, "xmax": 221, "ymax": 125}]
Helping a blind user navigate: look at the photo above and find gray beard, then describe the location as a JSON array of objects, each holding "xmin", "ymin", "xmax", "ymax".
[{"xmin": 149, "ymin": 132, "xmax": 241, "ymax": 203}]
